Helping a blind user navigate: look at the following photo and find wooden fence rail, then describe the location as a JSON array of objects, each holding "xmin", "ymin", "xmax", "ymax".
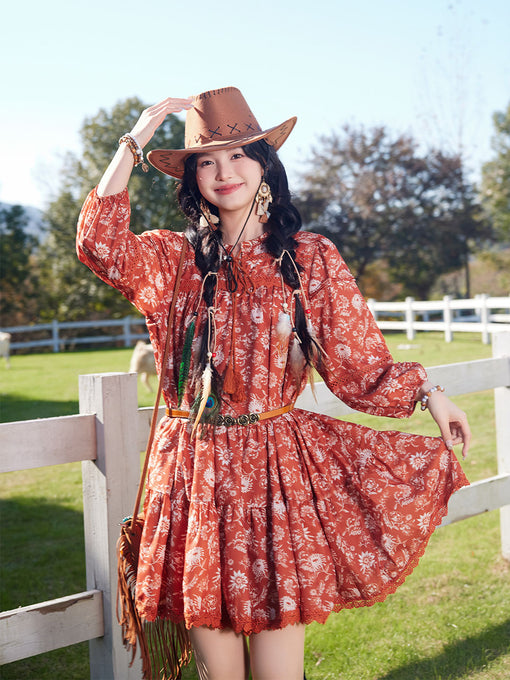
[
  {"xmin": 1, "ymin": 333, "xmax": 509, "ymax": 678},
  {"xmin": 2, "ymin": 294, "xmax": 509, "ymax": 352}
]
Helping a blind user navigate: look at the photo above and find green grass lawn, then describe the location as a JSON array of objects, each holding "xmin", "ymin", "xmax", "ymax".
[{"xmin": 1, "ymin": 333, "xmax": 509, "ymax": 679}]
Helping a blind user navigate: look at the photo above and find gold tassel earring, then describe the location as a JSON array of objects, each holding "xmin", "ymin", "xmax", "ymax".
[
  {"xmin": 255, "ymin": 180, "xmax": 272, "ymax": 223},
  {"xmin": 199, "ymin": 200, "xmax": 220, "ymax": 228}
]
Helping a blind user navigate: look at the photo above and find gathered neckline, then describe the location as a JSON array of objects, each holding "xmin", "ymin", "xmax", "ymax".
[{"xmin": 223, "ymin": 231, "xmax": 269, "ymax": 250}]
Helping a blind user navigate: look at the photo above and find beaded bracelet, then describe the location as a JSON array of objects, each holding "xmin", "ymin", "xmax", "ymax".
[
  {"xmin": 119, "ymin": 133, "xmax": 149, "ymax": 172},
  {"xmin": 420, "ymin": 385, "xmax": 445, "ymax": 411}
]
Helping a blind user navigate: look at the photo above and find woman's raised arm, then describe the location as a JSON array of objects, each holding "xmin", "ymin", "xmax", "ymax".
[{"xmin": 97, "ymin": 97, "xmax": 193, "ymax": 197}]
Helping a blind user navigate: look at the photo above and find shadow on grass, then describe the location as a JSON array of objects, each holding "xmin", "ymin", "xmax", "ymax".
[
  {"xmin": 1, "ymin": 496, "xmax": 86, "ymax": 610},
  {"xmin": 379, "ymin": 618, "xmax": 510, "ymax": 680},
  {"xmin": 0, "ymin": 496, "xmax": 89, "ymax": 679},
  {"xmin": 0, "ymin": 395, "xmax": 79, "ymax": 423}
]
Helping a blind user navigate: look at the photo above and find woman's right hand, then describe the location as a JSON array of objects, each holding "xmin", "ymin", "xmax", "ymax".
[
  {"xmin": 97, "ymin": 96, "xmax": 193, "ymax": 197},
  {"xmin": 130, "ymin": 97, "xmax": 194, "ymax": 148}
]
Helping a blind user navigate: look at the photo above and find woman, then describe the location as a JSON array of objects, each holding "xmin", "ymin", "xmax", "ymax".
[{"xmin": 77, "ymin": 87, "xmax": 470, "ymax": 680}]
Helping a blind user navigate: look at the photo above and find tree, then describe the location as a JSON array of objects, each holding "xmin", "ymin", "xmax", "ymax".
[
  {"xmin": 0, "ymin": 204, "xmax": 40, "ymax": 324},
  {"xmin": 481, "ymin": 102, "xmax": 510, "ymax": 242},
  {"xmin": 384, "ymin": 151, "xmax": 485, "ymax": 299},
  {"xmin": 296, "ymin": 125, "xmax": 488, "ymax": 299},
  {"xmin": 37, "ymin": 97, "xmax": 186, "ymax": 321}
]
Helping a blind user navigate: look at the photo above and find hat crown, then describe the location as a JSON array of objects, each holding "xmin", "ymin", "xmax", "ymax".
[{"xmin": 185, "ymin": 87, "xmax": 262, "ymax": 149}]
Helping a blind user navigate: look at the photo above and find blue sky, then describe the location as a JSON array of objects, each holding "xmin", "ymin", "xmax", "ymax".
[{"xmin": 1, "ymin": 0, "xmax": 509, "ymax": 209}]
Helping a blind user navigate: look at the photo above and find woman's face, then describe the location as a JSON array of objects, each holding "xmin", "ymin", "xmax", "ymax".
[{"xmin": 195, "ymin": 147, "xmax": 263, "ymax": 216}]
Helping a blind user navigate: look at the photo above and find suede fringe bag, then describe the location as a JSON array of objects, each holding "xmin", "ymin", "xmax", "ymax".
[{"xmin": 117, "ymin": 237, "xmax": 192, "ymax": 679}]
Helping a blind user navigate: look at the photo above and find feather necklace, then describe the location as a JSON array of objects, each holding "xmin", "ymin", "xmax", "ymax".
[
  {"xmin": 276, "ymin": 250, "xmax": 328, "ymax": 394},
  {"xmin": 203, "ymin": 190, "xmax": 259, "ymax": 403},
  {"xmin": 277, "ymin": 250, "xmax": 326, "ymax": 360},
  {"xmin": 186, "ymin": 187, "xmax": 264, "ymax": 433}
]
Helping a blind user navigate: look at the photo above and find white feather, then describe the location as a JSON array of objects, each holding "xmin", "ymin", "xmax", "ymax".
[
  {"xmin": 307, "ymin": 318, "xmax": 327, "ymax": 358},
  {"xmin": 191, "ymin": 363, "xmax": 212, "ymax": 438},
  {"xmin": 290, "ymin": 337, "xmax": 305, "ymax": 380},
  {"xmin": 276, "ymin": 311, "xmax": 292, "ymax": 342}
]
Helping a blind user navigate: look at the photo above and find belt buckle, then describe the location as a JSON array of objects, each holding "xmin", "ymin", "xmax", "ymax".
[
  {"xmin": 216, "ymin": 412, "xmax": 260, "ymax": 427},
  {"xmin": 237, "ymin": 412, "xmax": 260, "ymax": 426}
]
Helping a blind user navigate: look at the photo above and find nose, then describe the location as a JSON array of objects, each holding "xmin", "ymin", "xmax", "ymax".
[{"xmin": 215, "ymin": 158, "xmax": 234, "ymax": 181}]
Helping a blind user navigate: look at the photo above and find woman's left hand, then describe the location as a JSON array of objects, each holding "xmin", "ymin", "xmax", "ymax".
[{"xmin": 425, "ymin": 390, "xmax": 471, "ymax": 459}]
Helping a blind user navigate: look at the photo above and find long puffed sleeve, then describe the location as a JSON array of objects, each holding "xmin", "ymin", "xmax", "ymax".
[
  {"xmin": 76, "ymin": 187, "xmax": 183, "ymax": 316},
  {"xmin": 302, "ymin": 233, "xmax": 426, "ymax": 418}
]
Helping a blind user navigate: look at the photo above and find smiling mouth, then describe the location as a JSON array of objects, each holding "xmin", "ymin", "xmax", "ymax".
[{"xmin": 215, "ymin": 183, "xmax": 243, "ymax": 195}]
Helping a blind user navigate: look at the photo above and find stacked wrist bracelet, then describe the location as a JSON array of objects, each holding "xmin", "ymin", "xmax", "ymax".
[
  {"xmin": 420, "ymin": 385, "xmax": 445, "ymax": 411},
  {"xmin": 119, "ymin": 133, "xmax": 149, "ymax": 172}
]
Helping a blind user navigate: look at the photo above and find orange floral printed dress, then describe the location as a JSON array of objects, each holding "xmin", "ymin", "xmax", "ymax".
[{"xmin": 77, "ymin": 187, "xmax": 468, "ymax": 634}]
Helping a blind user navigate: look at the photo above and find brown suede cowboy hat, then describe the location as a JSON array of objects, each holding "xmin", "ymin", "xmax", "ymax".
[{"xmin": 147, "ymin": 87, "xmax": 297, "ymax": 179}]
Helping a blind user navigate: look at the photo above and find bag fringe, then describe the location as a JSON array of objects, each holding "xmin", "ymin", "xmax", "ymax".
[{"xmin": 117, "ymin": 517, "xmax": 192, "ymax": 679}]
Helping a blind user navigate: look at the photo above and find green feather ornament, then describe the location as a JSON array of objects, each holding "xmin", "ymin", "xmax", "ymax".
[{"xmin": 177, "ymin": 314, "xmax": 197, "ymax": 407}]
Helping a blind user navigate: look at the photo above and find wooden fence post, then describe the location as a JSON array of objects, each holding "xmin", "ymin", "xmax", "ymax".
[
  {"xmin": 52, "ymin": 319, "xmax": 60, "ymax": 353},
  {"xmin": 477, "ymin": 294, "xmax": 490, "ymax": 344},
  {"xmin": 367, "ymin": 298, "xmax": 376, "ymax": 321},
  {"xmin": 405, "ymin": 297, "xmax": 415, "ymax": 340},
  {"xmin": 443, "ymin": 295, "xmax": 453, "ymax": 343},
  {"xmin": 79, "ymin": 373, "xmax": 143, "ymax": 679},
  {"xmin": 493, "ymin": 332, "xmax": 510, "ymax": 560},
  {"xmin": 123, "ymin": 317, "xmax": 133, "ymax": 348}
]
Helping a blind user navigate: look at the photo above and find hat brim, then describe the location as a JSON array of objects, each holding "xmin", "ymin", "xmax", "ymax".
[{"xmin": 147, "ymin": 116, "xmax": 297, "ymax": 179}]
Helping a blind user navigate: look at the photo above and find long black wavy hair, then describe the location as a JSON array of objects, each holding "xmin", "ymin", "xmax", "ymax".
[{"xmin": 177, "ymin": 139, "xmax": 318, "ymax": 385}]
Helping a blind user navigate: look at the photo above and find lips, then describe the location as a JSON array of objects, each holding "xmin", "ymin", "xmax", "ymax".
[{"xmin": 215, "ymin": 183, "xmax": 243, "ymax": 195}]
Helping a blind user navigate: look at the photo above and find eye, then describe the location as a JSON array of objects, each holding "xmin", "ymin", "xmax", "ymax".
[
  {"xmin": 198, "ymin": 158, "xmax": 214, "ymax": 168},
  {"xmin": 231, "ymin": 152, "xmax": 244, "ymax": 160}
]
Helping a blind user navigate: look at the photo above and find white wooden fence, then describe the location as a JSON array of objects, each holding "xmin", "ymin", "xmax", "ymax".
[
  {"xmin": 367, "ymin": 294, "xmax": 510, "ymax": 344},
  {"xmin": 2, "ymin": 294, "xmax": 509, "ymax": 353},
  {"xmin": 1, "ymin": 333, "xmax": 509, "ymax": 678},
  {"xmin": 3, "ymin": 316, "xmax": 148, "ymax": 352}
]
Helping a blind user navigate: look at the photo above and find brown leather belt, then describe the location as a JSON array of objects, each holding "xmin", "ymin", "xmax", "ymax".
[{"xmin": 165, "ymin": 403, "xmax": 294, "ymax": 427}]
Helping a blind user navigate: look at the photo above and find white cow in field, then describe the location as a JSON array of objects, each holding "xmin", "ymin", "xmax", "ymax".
[
  {"xmin": 129, "ymin": 341, "xmax": 156, "ymax": 391},
  {"xmin": 0, "ymin": 332, "xmax": 11, "ymax": 368}
]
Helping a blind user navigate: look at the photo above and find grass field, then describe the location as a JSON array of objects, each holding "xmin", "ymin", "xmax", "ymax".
[{"xmin": 1, "ymin": 333, "xmax": 509, "ymax": 679}]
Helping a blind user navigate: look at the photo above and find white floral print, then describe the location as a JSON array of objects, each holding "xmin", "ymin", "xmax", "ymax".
[{"xmin": 76, "ymin": 187, "xmax": 469, "ymax": 634}]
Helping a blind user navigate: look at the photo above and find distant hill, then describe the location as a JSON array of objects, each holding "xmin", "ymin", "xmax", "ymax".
[{"xmin": 0, "ymin": 202, "xmax": 47, "ymax": 241}]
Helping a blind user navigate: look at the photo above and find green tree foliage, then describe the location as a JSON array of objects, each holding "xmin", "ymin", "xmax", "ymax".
[
  {"xmin": 0, "ymin": 204, "xmax": 40, "ymax": 324},
  {"xmin": 481, "ymin": 102, "xmax": 510, "ymax": 242},
  {"xmin": 297, "ymin": 125, "xmax": 489, "ymax": 299},
  {"xmin": 38, "ymin": 97, "xmax": 185, "ymax": 321}
]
